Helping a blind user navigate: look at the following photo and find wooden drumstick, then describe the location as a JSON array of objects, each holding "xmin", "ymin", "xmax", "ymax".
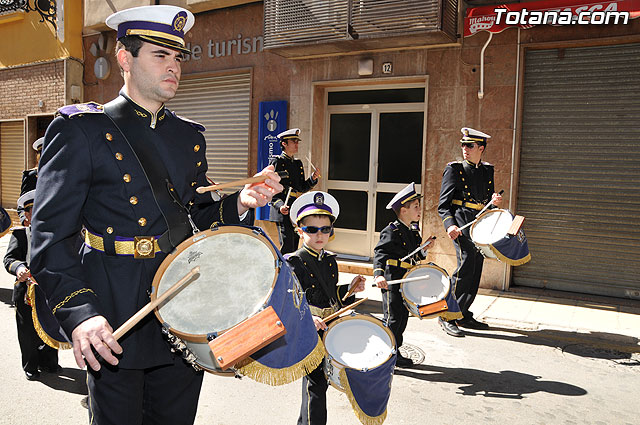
[
  {"xmin": 341, "ymin": 279, "xmax": 362, "ymax": 302},
  {"xmin": 284, "ymin": 187, "xmax": 292, "ymax": 207},
  {"xmin": 321, "ymin": 297, "xmax": 368, "ymax": 324},
  {"xmin": 307, "ymin": 154, "xmax": 321, "ymax": 179},
  {"xmin": 370, "ymin": 275, "xmax": 431, "ymax": 287},
  {"xmin": 113, "ymin": 267, "xmax": 200, "ymax": 340},
  {"xmin": 196, "ymin": 175, "xmax": 268, "ymax": 194}
]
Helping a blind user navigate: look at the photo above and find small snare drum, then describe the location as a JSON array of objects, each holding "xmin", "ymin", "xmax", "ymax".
[
  {"xmin": 323, "ymin": 314, "xmax": 396, "ymax": 391},
  {"xmin": 470, "ymin": 208, "xmax": 515, "ymax": 260},
  {"xmin": 151, "ymin": 226, "xmax": 279, "ymax": 373},
  {"xmin": 401, "ymin": 264, "xmax": 451, "ymax": 318}
]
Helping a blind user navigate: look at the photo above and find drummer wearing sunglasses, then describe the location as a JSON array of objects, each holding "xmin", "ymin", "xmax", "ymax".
[
  {"xmin": 286, "ymin": 191, "xmax": 365, "ymax": 425},
  {"xmin": 437, "ymin": 127, "xmax": 503, "ymax": 337}
]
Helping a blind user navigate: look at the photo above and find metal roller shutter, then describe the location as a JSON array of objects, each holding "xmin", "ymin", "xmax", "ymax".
[
  {"xmin": 513, "ymin": 43, "xmax": 640, "ymax": 299},
  {"xmin": 1, "ymin": 121, "xmax": 25, "ymax": 209},
  {"xmin": 166, "ymin": 72, "xmax": 251, "ymax": 190}
]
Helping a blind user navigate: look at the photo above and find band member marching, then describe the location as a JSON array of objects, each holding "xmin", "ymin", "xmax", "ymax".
[
  {"xmin": 437, "ymin": 127, "xmax": 503, "ymax": 337},
  {"xmin": 29, "ymin": 5, "xmax": 281, "ymax": 424},
  {"xmin": 269, "ymin": 128, "xmax": 320, "ymax": 254},
  {"xmin": 286, "ymin": 191, "xmax": 366, "ymax": 425}
]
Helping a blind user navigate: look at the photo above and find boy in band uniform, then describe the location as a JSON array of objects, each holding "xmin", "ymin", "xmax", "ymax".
[
  {"xmin": 269, "ymin": 128, "xmax": 320, "ymax": 254},
  {"xmin": 373, "ymin": 183, "xmax": 429, "ymax": 368},
  {"xmin": 286, "ymin": 191, "xmax": 365, "ymax": 425},
  {"xmin": 3, "ymin": 190, "xmax": 59, "ymax": 380},
  {"xmin": 437, "ymin": 127, "xmax": 503, "ymax": 337}
]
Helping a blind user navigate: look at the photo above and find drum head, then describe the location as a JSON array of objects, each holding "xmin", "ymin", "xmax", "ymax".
[
  {"xmin": 323, "ymin": 315, "xmax": 394, "ymax": 371},
  {"xmin": 152, "ymin": 227, "xmax": 277, "ymax": 342},
  {"xmin": 402, "ymin": 265, "xmax": 450, "ymax": 306},
  {"xmin": 471, "ymin": 209, "xmax": 513, "ymax": 245}
]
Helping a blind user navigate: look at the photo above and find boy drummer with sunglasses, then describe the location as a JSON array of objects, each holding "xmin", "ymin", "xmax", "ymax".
[{"xmin": 286, "ymin": 191, "xmax": 365, "ymax": 425}]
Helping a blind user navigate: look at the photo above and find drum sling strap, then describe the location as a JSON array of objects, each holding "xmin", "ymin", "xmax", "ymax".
[
  {"xmin": 297, "ymin": 249, "xmax": 343, "ymax": 311},
  {"xmin": 104, "ymin": 95, "xmax": 195, "ymax": 253}
]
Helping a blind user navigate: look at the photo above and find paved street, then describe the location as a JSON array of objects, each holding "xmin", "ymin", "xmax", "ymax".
[{"xmin": 0, "ymin": 233, "xmax": 638, "ymax": 425}]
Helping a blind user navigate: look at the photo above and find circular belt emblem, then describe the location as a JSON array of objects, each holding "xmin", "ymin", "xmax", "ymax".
[{"xmin": 135, "ymin": 237, "xmax": 154, "ymax": 258}]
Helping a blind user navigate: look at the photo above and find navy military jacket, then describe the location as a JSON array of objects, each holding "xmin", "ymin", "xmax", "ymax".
[
  {"xmin": 21, "ymin": 169, "xmax": 38, "ymax": 195},
  {"xmin": 438, "ymin": 160, "xmax": 495, "ymax": 238},
  {"xmin": 30, "ymin": 95, "xmax": 243, "ymax": 369},
  {"xmin": 373, "ymin": 220, "xmax": 425, "ymax": 290},
  {"xmin": 287, "ymin": 246, "xmax": 352, "ymax": 310},
  {"xmin": 268, "ymin": 153, "xmax": 317, "ymax": 222},
  {"xmin": 4, "ymin": 226, "xmax": 29, "ymax": 275}
]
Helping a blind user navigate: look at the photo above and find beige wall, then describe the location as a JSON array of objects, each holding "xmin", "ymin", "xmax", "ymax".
[{"xmin": 290, "ymin": 19, "xmax": 640, "ymax": 289}]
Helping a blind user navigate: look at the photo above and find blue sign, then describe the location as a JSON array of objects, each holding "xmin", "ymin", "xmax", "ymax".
[{"xmin": 257, "ymin": 100, "xmax": 287, "ymax": 220}]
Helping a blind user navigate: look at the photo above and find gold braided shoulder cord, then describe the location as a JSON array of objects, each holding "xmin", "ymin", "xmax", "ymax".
[{"xmin": 52, "ymin": 288, "xmax": 96, "ymax": 314}]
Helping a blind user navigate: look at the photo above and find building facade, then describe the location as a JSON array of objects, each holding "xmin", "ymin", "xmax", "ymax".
[
  {"xmin": 11, "ymin": 0, "xmax": 640, "ymax": 299},
  {"xmin": 0, "ymin": 0, "xmax": 83, "ymax": 212}
]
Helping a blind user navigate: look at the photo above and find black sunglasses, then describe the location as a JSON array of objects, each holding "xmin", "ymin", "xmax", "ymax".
[
  {"xmin": 301, "ymin": 225, "xmax": 333, "ymax": 234},
  {"xmin": 461, "ymin": 143, "xmax": 477, "ymax": 149}
]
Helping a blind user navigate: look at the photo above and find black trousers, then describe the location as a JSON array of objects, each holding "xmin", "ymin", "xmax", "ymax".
[
  {"xmin": 451, "ymin": 234, "xmax": 485, "ymax": 320},
  {"xmin": 87, "ymin": 355, "xmax": 204, "ymax": 425},
  {"xmin": 382, "ymin": 289, "xmax": 409, "ymax": 348},
  {"xmin": 298, "ymin": 361, "xmax": 328, "ymax": 425},
  {"xmin": 278, "ymin": 218, "xmax": 300, "ymax": 255},
  {"xmin": 14, "ymin": 282, "xmax": 58, "ymax": 373}
]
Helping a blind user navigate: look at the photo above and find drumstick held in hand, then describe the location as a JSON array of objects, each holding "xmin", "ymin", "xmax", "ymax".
[
  {"xmin": 371, "ymin": 275, "xmax": 431, "ymax": 287},
  {"xmin": 307, "ymin": 154, "xmax": 321, "ymax": 179},
  {"xmin": 341, "ymin": 282, "xmax": 359, "ymax": 301},
  {"xmin": 284, "ymin": 187, "xmax": 292, "ymax": 206},
  {"xmin": 400, "ymin": 236, "xmax": 436, "ymax": 262},
  {"xmin": 196, "ymin": 176, "xmax": 268, "ymax": 194},
  {"xmin": 458, "ymin": 190, "xmax": 505, "ymax": 232},
  {"xmin": 322, "ymin": 298, "xmax": 368, "ymax": 324},
  {"xmin": 113, "ymin": 267, "xmax": 200, "ymax": 340}
]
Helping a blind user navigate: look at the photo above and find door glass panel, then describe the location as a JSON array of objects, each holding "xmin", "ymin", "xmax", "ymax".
[
  {"xmin": 377, "ymin": 112, "xmax": 423, "ymax": 183},
  {"xmin": 375, "ymin": 192, "xmax": 397, "ymax": 232},
  {"xmin": 329, "ymin": 189, "xmax": 367, "ymax": 231},
  {"xmin": 328, "ymin": 114, "xmax": 371, "ymax": 181},
  {"xmin": 328, "ymin": 88, "xmax": 425, "ymax": 105}
]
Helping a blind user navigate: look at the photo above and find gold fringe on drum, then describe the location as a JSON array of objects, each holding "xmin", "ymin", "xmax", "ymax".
[
  {"xmin": 234, "ymin": 335, "xmax": 325, "ymax": 386},
  {"xmin": 489, "ymin": 245, "xmax": 532, "ymax": 266},
  {"xmin": 339, "ymin": 368, "xmax": 388, "ymax": 425}
]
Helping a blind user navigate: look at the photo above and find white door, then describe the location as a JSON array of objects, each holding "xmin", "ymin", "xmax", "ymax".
[{"xmin": 324, "ymin": 86, "xmax": 426, "ymax": 259}]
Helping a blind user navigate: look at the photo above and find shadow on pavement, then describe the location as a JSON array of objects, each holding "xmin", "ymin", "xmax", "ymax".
[
  {"xmin": 37, "ymin": 368, "xmax": 88, "ymax": 395},
  {"xmin": 394, "ymin": 364, "xmax": 587, "ymax": 399},
  {"xmin": 460, "ymin": 327, "xmax": 640, "ymax": 361},
  {"xmin": 0, "ymin": 287, "xmax": 13, "ymax": 307}
]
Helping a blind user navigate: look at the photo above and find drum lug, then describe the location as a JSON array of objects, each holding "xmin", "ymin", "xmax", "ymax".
[{"xmin": 207, "ymin": 332, "xmax": 218, "ymax": 341}]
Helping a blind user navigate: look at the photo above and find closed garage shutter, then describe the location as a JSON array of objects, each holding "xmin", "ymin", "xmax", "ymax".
[
  {"xmin": 513, "ymin": 43, "xmax": 640, "ymax": 299},
  {"xmin": 166, "ymin": 72, "xmax": 251, "ymax": 189},
  {"xmin": 1, "ymin": 121, "xmax": 25, "ymax": 209}
]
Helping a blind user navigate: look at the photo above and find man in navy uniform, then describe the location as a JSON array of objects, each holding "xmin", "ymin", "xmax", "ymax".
[
  {"xmin": 269, "ymin": 128, "xmax": 319, "ymax": 254},
  {"xmin": 373, "ymin": 183, "xmax": 426, "ymax": 367},
  {"xmin": 30, "ymin": 5, "xmax": 281, "ymax": 424},
  {"xmin": 437, "ymin": 128, "xmax": 502, "ymax": 337},
  {"xmin": 4, "ymin": 190, "xmax": 59, "ymax": 380}
]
